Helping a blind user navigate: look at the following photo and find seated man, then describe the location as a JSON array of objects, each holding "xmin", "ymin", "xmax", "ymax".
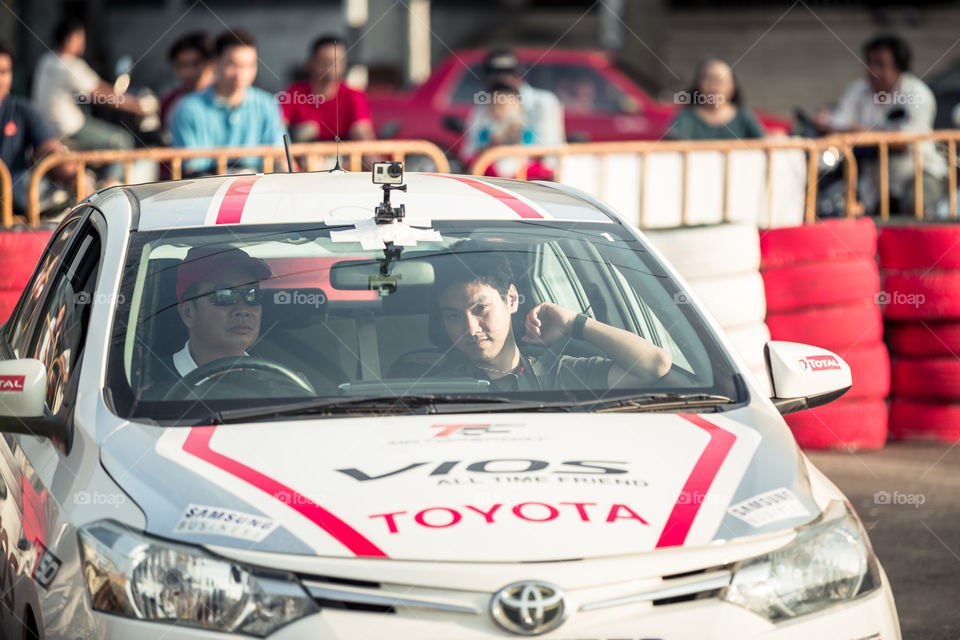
[
  {"xmin": 171, "ymin": 29, "xmax": 289, "ymax": 176},
  {"xmin": 147, "ymin": 246, "xmax": 271, "ymax": 397},
  {"xmin": 433, "ymin": 248, "xmax": 671, "ymax": 391}
]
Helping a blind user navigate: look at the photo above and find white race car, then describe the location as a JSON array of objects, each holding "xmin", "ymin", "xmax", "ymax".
[{"xmin": 0, "ymin": 166, "xmax": 899, "ymax": 639}]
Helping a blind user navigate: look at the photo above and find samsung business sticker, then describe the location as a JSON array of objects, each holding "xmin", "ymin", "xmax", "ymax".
[
  {"xmin": 174, "ymin": 504, "xmax": 278, "ymax": 542},
  {"xmin": 727, "ymin": 488, "xmax": 810, "ymax": 528}
]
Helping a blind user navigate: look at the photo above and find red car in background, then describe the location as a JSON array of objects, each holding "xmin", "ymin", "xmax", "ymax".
[{"xmin": 368, "ymin": 48, "xmax": 792, "ymax": 167}]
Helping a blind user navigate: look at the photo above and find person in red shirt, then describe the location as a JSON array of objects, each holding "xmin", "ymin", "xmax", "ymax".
[
  {"xmin": 280, "ymin": 35, "xmax": 374, "ymax": 142},
  {"xmin": 160, "ymin": 32, "xmax": 214, "ymax": 136}
]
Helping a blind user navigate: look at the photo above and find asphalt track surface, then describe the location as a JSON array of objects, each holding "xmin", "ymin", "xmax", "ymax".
[{"xmin": 808, "ymin": 442, "xmax": 960, "ymax": 640}]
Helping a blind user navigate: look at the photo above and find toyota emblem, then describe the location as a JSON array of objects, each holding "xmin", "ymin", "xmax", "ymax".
[{"xmin": 490, "ymin": 581, "xmax": 566, "ymax": 635}]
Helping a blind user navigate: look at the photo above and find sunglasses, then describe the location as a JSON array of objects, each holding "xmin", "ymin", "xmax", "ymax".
[{"xmin": 204, "ymin": 286, "xmax": 263, "ymax": 307}]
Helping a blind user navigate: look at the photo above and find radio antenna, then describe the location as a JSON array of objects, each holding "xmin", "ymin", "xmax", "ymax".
[
  {"xmin": 282, "ymin": 134, "xmax": 293, "ymax": 173},
  {"xmin": 329, "ymin": 38, "xmax": 345, "ymax": 172}
]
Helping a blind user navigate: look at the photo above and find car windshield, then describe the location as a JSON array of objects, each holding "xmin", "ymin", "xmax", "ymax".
[{"xmin": 105, "ymin": 221, "xmax": 741, "ymax": 423}]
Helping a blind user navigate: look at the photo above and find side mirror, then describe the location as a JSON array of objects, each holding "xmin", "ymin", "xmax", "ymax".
[
  {"xmin": 765, "ymin": 341, "xmax": 852, "ymax": 415},
  {"xmin": 0, "ymin": 359, "xmax": 46, "ymax": 419},
  {"xmin": 442, "ymin": 115, "xmax": 465, "ymax": 134},
  {"xmin": 0, "ymin": 359, "xmax": 69, "ymax": 442}
]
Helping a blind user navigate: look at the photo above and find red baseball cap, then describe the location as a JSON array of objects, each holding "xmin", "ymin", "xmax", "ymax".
[{"xmin": 176, "ymin": 246, "xmax": 271, "ymax": 301}]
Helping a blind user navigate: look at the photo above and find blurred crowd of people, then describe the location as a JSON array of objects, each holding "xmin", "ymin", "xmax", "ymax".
[{"xmin": 0, "ymin": 18, "xmax": 948, "ymax": 216}]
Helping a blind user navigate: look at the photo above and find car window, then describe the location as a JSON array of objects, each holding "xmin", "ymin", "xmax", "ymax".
[
  {"xmin": 527, "ymin": 64, "xmax": 627, "ymax": 113},
  {"xmin": 4, "ymin": 216, "xmax": 83, "ymax": 358},
  {"xmin": 106, "ymin": 222, "xmax": 737, "ymax": 423},
  {"xmin": 611, "ymin": 264, "xmax": 693, "ymax": 373},
  {"xmin": 27, "ymin": 225, "xmax": 101, "ymax": 414},
  {"xmin": 449, "ymin": 64, "xmax": 486, "ymax": 105}
]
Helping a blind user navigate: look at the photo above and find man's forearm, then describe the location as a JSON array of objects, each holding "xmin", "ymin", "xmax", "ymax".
[{"xmin": 582, "ymin": 317, "xmax": 672, "ymax": 378}]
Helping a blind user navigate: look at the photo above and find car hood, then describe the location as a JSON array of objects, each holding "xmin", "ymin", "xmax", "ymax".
[{"xmin": 100, "ymin": 410, "xmax": 819, "ymax": 562}]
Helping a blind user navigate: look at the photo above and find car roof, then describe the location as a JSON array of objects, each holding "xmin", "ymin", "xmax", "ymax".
[{"xmin": 118, "ymin": 172, "xmax": 617, "ymax": 231}]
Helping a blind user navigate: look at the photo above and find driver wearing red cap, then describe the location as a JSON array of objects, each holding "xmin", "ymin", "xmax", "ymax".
[{"xmin": 147, "ymin": 247, "xmax": 271, "ymax": 394}]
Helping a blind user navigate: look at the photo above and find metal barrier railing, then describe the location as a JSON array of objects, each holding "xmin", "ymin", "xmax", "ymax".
[
  {"xmin": 825, "ymin": 130, "xmax": 960, "ymax": 220},
  {"xmin": 470, "ymin": 131, "xmax": 960, "ymax": 225},
  {"xmin": 12, "ymin": 132, "xmax": 960, "ymax": 228},
  {"xmin": 0, "ymin": 159, "xmax": 12, "ymax": 229},
  {"xmin": 22, "ymin": 140, "xmax": 450, "ymax": 227},
  {"xmin": 469, "ymin": 138, "xmax": 823, "ymax": 226}
]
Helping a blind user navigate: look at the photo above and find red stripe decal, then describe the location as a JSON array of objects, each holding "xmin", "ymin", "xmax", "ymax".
[
  {"xmin": 430, "ymin": 174, "xmax": 543, "ymax": 219},
  {"xmin": 183, "ymin": 426, "xmax": 388, "ymax": 557},
  {"xmin": 216, "ymin": 175, "xmax": 261, "ymax": 224},
  {"xmin": 655, "ymin": 414, "xmax": 737, "ymax": 548}
]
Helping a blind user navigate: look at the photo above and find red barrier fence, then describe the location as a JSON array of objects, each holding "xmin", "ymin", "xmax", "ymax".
[
  {"xmin": 880, "ymin": 225, "xmax": 960, "ymax": 442},
  {"xmin": 761, "ymin": 219, "xmax": 889, "ymax": 450}
]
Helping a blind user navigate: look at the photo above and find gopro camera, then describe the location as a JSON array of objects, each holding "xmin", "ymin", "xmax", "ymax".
[{"xmin": 372, "ymin": 161, "xmax": 404, "ymax": 185}]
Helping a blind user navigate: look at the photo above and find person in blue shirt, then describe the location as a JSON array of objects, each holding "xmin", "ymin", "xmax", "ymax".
[
  {"xmin": 0, "ymin": 42, "xmax": 78, "ymax": 214},
  {"xmin": 171, "ymin": 29, "xmax": 288, "ymax": 176}
]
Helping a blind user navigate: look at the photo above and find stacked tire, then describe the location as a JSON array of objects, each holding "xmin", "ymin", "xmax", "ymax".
[
  {"xmin": 761, "ymin": 218, "xmax": 889, "ymax": 450},
  {"xmin": 880, "ymin": 225, "xmax": 960, "ymax": 442},
  {"xmin": 0, "ymin": 229, "xmax": 52, "ymax": 323},
  {"xmin": 646, "ymin": 223, "xmax": 771, "ymax": 392}
]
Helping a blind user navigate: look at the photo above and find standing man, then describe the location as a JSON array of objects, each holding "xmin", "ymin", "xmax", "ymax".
[
  {"xmin": 280, "ymin": 35, "xmax": 375, "ymax": 142},
  {"xmin": 460, "ymin": 49, "xmax": 565, "ymax": 168},
  {"xmin": 171, "ymin": 29, "xmax": 288, "ymax": 176},
  {"xmin": 0, "ymin": 43, "xmax": 77, "ymax": 213},
  {"xmin": 815, "ymin": 34, "xmax": 947, "ymax": 215}
]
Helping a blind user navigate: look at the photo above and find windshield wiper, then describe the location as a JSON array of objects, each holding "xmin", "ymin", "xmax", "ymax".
[
  {"xmin": 207, "ymin": 392, "xmax": 737, "ymax": 424},
  {"xmin": 207, "ymin": 394, "xmax": 518, "ymax": 424},
  {"xmin": 585, "ymin": 393, "xmax": 737, "ymax": 412}
]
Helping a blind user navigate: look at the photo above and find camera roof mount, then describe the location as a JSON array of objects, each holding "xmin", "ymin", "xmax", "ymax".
[{"xmin": 375, "ymin": 182, "xmax": 406, "ymax": 225}]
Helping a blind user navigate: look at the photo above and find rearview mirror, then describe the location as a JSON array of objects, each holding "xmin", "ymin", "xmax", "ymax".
[
  {"xmin": 330, "ymin": 258, "xmax": 435, "ymax": 291},
  {"xmin": 765, "ymin": 341, "xmax": 852, "ymax": 415}
]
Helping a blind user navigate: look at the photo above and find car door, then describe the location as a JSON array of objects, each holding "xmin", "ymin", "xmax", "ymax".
[{"xmin": 0, "ymin": 208, "xmax": 102, "ymax": 637}]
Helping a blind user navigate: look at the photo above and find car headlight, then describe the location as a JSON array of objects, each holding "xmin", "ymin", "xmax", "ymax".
[
  {"xmin": 721, "ymin": 500, "xmax": 881, "ymax": 622},
  {"xmin": 78, "ymin": 520, "xmax": 318, "ymax": 636}
]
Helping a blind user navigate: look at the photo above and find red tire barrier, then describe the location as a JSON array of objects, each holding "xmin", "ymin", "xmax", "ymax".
[
  {"xmin": 880, "ymin": 272, "xmax": 960, "ymax": 321},
  {"xmin": 886, "ymin": 321, "xmax": 960, "ymax": 357},
  {"xmin": 0, "ymin": 229, "xmax": 53, "ymax": 258},
  {"xmin": 0, "ymin": 229, "xmax": 52, "ymax": 324},
  {"xmin": 878, "ymin": 225, "xmax": 960, "ymax": 271},
  {"xmin": 891, "ymin": 356, "xmax": 960, "ymax": 401},
  {"xmin": 766, "ymin": 302, "xmax": 883, "ymax": 349},
  {"xmin": 785, "ymin": 398, "xmax": 888, "ymax": 450},
  {"xmin": 763, "ymin": 260, "xmax": 879, "ymax": 314},
  {"xmin": 0, "ymin": 289, "xmax": 22, "ymax": 322},
  {"xmin": 760, "ymin": 218, "xmax": 877, "ymax": 270},
  {"xmin": 889, "ymin": 399, "xmax": 960, "ymax": 443},
  {"xmin": 843, "ymin": 342, "xmax": 891, "ymax": 400}
]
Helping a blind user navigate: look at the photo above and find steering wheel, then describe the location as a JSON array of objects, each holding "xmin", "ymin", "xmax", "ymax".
[{"xmin": 163, "ymin": 356, "xmax": 315, "ymax": 401}]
